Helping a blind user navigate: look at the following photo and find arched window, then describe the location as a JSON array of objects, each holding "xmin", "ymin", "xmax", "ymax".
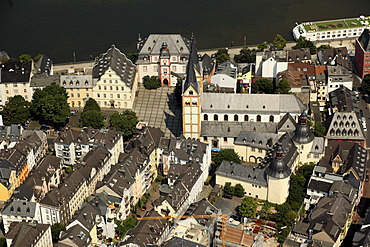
[
  {"xmin": 189, "ymin": 90, "xmax": 193, "ymax": 95},
  {"xmin": 224, "ymin": 115, "xmax": 228, "ymax": 121},
  {"xmin": 269, "ymin": 115, "xmax": 274, "ymax": 122},
  {"xmin": 214, "ymin": 114, "xmax": 218, "ymax": 121},
  {"xmin": 69, "ymin": 80, "xmax": 73, "ymax": 85},
  {"xmin": 76, "ymin": 80, "xmax": 80, "ymax": 85},
  {"xmin": 257, "ymin": 115, "xmax": 261, "ymax": 122},
  {"xmin": 244, "ymin": 115, "xmax": 249, "ymax": 121},
  {"xmin": 234, "ymin": 115, "xmax": 238, "ymax": 121},
  {"xmin": 204, "ymin": 114, "xmax": 208, "ymax": 121}
]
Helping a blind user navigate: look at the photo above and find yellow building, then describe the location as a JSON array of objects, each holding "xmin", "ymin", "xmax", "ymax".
[
  {"xmin": 60, "ymin": 74, "xmax": 94, "ymax": 108},
  {"xmin": 0, "ymin": 166, "xmax": 17, "ymax": 201},
  {"xmin": 92, "ymin": 45, "xmax": 138, "ymax": 109}
]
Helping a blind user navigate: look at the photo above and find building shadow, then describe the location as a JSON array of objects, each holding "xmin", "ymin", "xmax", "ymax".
[{"xmin": 164, "ymin": 111, "xmax": 181, "ymax": 137}]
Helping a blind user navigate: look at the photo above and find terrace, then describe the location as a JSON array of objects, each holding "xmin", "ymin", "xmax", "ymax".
[{"xmin": 303, "ymin": 18, "xmax": 363, "ymax": 32}]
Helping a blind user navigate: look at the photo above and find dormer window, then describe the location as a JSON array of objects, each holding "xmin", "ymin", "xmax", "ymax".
[{"xmin": 189, "ymin": 90, "xmax": 193, "ymax": 95}]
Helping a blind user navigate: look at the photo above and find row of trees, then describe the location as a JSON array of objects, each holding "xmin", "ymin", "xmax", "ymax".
[
  {"xmin": 251, "ymin": 78, "xmax": 291, "ymax": 94},
  {"xmin": 1, "ymin": 83, "xmax": 70, "ymax": 126}
]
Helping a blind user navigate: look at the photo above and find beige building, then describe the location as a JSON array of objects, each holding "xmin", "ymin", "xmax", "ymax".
[
  {"xmin": 92, "ymin": 45, "xmax": 138, "ymax": 109},
  {"xmin": 60, "ymin": 74, "xmax": 94, "ymax": 108}
]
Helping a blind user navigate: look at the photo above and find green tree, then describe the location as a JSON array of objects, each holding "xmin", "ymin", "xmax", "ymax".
[
  {"xmin": 0, "ymin": 237, "xmax": 5, "ymax": 247},
  {"xmin": 80, "ymin": 110, "xmax": 104, "ymax": 129},
  {"xmin": 273, "ymin": 34, "xmax": 286, "ymax": 50},
  {"xmin": 51, "ymin": 223, "xmax": 66, "ymax": 243},
  {"xmin": 313, "ymin": 122, "xmax": 326, "ymax": 137},
  {"xmin": 126, "ymin": 53, "xmax": 137, "ymax": 63},
  {"xmin": 83, "ymin": 98, "xmax": 100, "ymax": 113},
  {"xmin": 19, "ymin": 54, "xmax": 31, "ymax": 62},
  {"xmin": 239, "ymin": 197, "xmax": 258, "ymax": 218},
  {"xmin": 251, "ymin": 78, "xmax": 274, "ymax": 94},
  {"xmin": 258, "ymin": 201, "xmax": 273, "ymax": 219},
  {"xmin": 234, "ymin": 48, "xmax": 256, "ymax": 63},
  {"xmin": 257, "ymin": 42, "xmax": 268, "ymax": 50},
  {"xmin": 363, "ymin": 74, "xmax": 370, "ymax": 92},
  {"xmin": 293, "ymin": 37, "xmax": 317, "ymax": 55},
  {"xmin": 215, "ymin": 49, "xmax": 230, "ymax": 64},
  {"xmin": 1, "ymin": 95, "xmax": 31, "ymax": 125},
  {"xmin": 31, "ymin": 83, "xmax": 70, "ymax": 125},
  {"xmin": 34, "ymin": 53, "xmax": 43, "ymax": 62},
  {"xmin": 109, "ymin": 110, "xmax": 138, "ymax": 140},
  {"xmin": 234, "ymin": 184, "xmax": 245, "ymax": 197},
  {"xmin": 212, "ymin": 149, "xmax": 241, "ymax": 167},
  {"xmin": 276, "ymin": 78, "xmax": 291, "ymax": 94},
  {"xmin": 143, "ymin": 75, "xmax": 161, "ymax": 90},
  {"xmin": 317, "ymin": 44, "xmax": 333, "ymax": 51},
  {"xmin": 224, "ymin": 182, "xmax": 234, "ymax": 195},
  {"xmin": 115, "ymin": 216, "xmax": 137, "ymax": 238}
]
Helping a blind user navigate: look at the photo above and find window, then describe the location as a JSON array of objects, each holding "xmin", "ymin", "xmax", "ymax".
[
  {"xmin": 117, "ymin": 94, "xmax": 120, "ymax": 98},
  {"xmin": 244, "ymin": 115, "xmax": 249, "ymax": 121},
  {"xmin": 223, "ymin": 137, "xmax": 227, "ymax": 142},
  {"xmin": 204, "ymin": 114, "xmax": 208, "ymax": 121},
  {"xmin": 103, "ymin": 94, "xmax": 106, "ymax": 98},
  {"xmin": 143, "ymin": 66, "xmax": 147, "ymax": 72},
  {"xmin": 97, "ymin": 93, "xmax": 100, "ymax": 98},
  {"xmin": 172, "ymin": 66, "xmax": 176, "ymax": 72},
  {"xmin": 214, "ymin": 114, "xmax": 218, "ymax": 121},
  {"xmin": 24, "ymin": 89, "xmax": 27, "ymax": 93},
  {"xmin": 189, "ymin": 90, "xmax": 193, "ymax": 95},
  {"xmin": 98, "ymin": 86, "xmax": 101, "ymax": 90},
  {"xmin": 269, "ymin": 115, "xmax": 274, "ymax": 122},
  {"xmin": 224, "ymin": 115, "xmax": 228, "ymax": 121},
  {"xmin": 77, "ymin": 93, "xmax": 80, "ymax": 97},
  {"xmin": 257, "ymin": 115, "xmax": 261, "ymax": 122},
  {"xmin": 13, "ymin": 84, "xmax": 17, "ymax": 87},
  {"xmin": 71, "ymin": 93, "xmax": 74, "ymax": 97},
  {"xmin": 234, "ymin": 115, "xmax": 238, "ymax": 121},
  {"xmin": 110, "ymin": 94, "xmax": 113, "ymax": 98},
  {"xmin": 251, "ymin": 148, "xmax": 255, "ymax": 152}
]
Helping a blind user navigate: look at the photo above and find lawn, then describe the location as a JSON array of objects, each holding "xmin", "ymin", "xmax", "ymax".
[{"xmin": 303, "ymin": 18, "xmax": 362, "ymax": 32}]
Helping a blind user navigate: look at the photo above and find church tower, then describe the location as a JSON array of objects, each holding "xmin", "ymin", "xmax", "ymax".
[
  {"xmin": 292, "ymin": 112, "xmax": 315, "ymax": 165},
  {"xmin": 159, "ymin": 42, "xmax": 171, "ymax": 86},
  {"xmin": 266, "ymin": 143, "xmax": 291, "ymax": 204},
  {"xmin": 182, "ymin": 37, "xmax": 201, "ymax": 139}
]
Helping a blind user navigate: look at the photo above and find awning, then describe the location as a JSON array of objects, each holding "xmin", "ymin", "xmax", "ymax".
[{"xmin": 108, "ymin": 204, "xmax": 115, "ymax": 209}]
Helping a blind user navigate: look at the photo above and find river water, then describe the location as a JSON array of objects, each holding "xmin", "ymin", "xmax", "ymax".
[{"xmin": 0, "ymin": 0, "xmax": 369, "ymax": 63}]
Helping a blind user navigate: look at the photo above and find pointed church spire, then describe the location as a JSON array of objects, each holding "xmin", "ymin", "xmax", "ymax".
[{"xmin": 183, "ymin": 36, "xmax": 200, "ymax": 94}]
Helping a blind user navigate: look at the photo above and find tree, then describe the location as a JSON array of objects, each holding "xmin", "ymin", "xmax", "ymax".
[
  {"xmin": 212, "ymin": 149, "xmax": 241, "ymax": 167},
  {"xmin": 257, "ymin": 42, "xmax": 268, "ymax": 50},
  {"xmin": 215, "ymin": 49, "xmax": 230, "ymax": 64},
  {"xmin": 51, "ymin": 223, "xmax": 66, "ymax": 243},
  {"xmin": 234, "ymin": 184, "xmax": 245, "ymax": 197},
  {"xmin": 143, "ymin": 75, "xmax": 161, "ymax": 90},
  {"xmin": 109, "ymin": 110, "xmax": 138, "ymax": 140},
  {"xmin": 83, "ymin": 98, "xmax": 100, "ymax": 113},
  {"xmin": 31, "ymin": 83, "xmax": 70, "ymax": 125},
  {"xmin": 115, "ymin": 216, "xmax": 137, "ymax": 238},
  {"xmin": 251, "ymin": 78, "xmax": 274, "ymax": 94},
  {"xmin": 293, "ymin": 37, "xmax": 317, "ymax": 55},
  {"xmin": 0, "ymin": 237, "xmax": 5, "ymax": 247},
  {"xmin": 273, "ymin": 34, "xmax": 286, "ymax": 50},
  {"xmin": 313, "ymin": 122, "xmax": 326, "ymax": 137},
  {"xmin": 19, "ymin": 54, "xmax": 31, "ymax": 62},
  {"xmin": 126, "ymin": 53, "xmax": 137, "ymax": 63},
  {"xmin": 239, "ymin": 197, "xmax": 258, "ymax": 218},
  {"xmin": 34, "ymin": 53, "xmax": 43, "ymax": 62},
  {"xmin": 258, "ymin": 201, "xmax": 273, "ymax": 219},
  {"xmin": 363, "ymin": 74, "xmax": 370, "ymax": 92},
  {"xmin": 1, "ymin": 95, "xmax": 30, "ymax": 125},
  {"xmin": 317, "ymin": 44, "xmax": 333, "ymax": 51},
  {"xmin": 276, "ymin": 78, "xmax": 291, "ymax": 94},
  {"xmin": 80, "ymin": 110, "xmax": 104, "ymax": 129},
  {"xmin": 224, "ymin": 182, "xmax": 234, "ymax": 195},
  {"xmin": 234, "ymin": 48, "xmax": 256, "ymax": 63}
]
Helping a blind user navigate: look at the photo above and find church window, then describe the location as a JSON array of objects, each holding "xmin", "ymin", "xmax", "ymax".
[
  {"xmin": 214, "ymin": 114, "xmax": 218, "ymax": 121},
  {"xmin": 227, "ymin": 105, "xmax": 230, "ymax": 108},
  {"xmin": 269, "ymin": 115, "xmax": 274, "ymax": 122},
  {"xmin": 204, "ymin": 114, "xmax": 208, "ymax": 121},
  {"xmin": 234, "ymin": 115, "xmax": 238, "ymax": 121},
  {"xmin": 244, "ymin": 115, "xmax": 249, "ymax": 121},
  {"xmin": 210, "ymin": 104, "xmax": 213, "ymax": 108},
  {"xmin": 263, "ymin": 105, "xmax": 265, "ymax": 109},
  {"xmin": 257, "ymin": 115, "xmax": 261, "ymax": 122},
  {"xmin": 224, "ymin": 115, "xmax": 228, "ymax": 121}
]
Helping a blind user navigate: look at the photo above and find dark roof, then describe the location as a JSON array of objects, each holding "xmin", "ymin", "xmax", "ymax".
[
  {"xmin": 277, "ymin": 113, "xmax": 297, "ymax": 133},
  {"xmin": 35, "ymin": 55, "xmax": 53, "ymax": 75},
  {"xmin": 292, "ymin": 112, "xmax": 314, "ymax": 144},
  {"xmin": 308, "ymin": 178, "xmax": 333, "ymax": 193},
  {"xmin": 0, "ymin": 58, "xmax": 32, "ymax": 83},
  {"xmin": 183, "ymin": 37, "xmax": 200, "ymax": 94},
  {"xmin": 30, "ymin": 73, "xmax": 59, "ymax": 87},
  {"xmin": 6, "ymin": 222, "xmax": 50, "ymax": 247},
  {"xmin": 92, "ymin": 45, "xmax": 137, "ymax": 89},
  {"xmin": 0, "ymin": 124, "xmax": 22, "ymax": 142},
  {"xmin": 0, "ymin": 51, "xmax": 10, "ymax": 64},
  {"xmin": 216, "ymin": 161, "xmax": 267, "ymax": 187},
  {"xmin": 2, "ymin": 200, "xmax": 37, "ymax": 217},
  {"xmin": 58, "ymin": 224, "xmax": 91, "ymax": 247},
  {"xmin": 163, "ymin": 236, "xmax": 206, "ymax": 247},
  {"xmin": 287, "ymin": 48, "xmax": 311, "ymax": 62},
  {"xmin": 183, "ymin": 198, "xmax": 219, "ymax": 228},
  {"xmin": 358, "ymin": 28, "xmax": 370, "ymax": 52},
  {"xmin": 234, "ymin": 131, "xmax": 281, "ymax": 150},
  {"xmin": 329, "ymin": 85, "xmax": 359, "ymax": 113},
  {"xmin": 201, "ymin": 121, "xmax": 277, "ymax": 137},
  {"xmin": 70, "ymin": 204, "xmax": 99, "ymax": 232},
  {"xmin": 265, "ymin": 142, "xmax": 292, "ymax": 179}
]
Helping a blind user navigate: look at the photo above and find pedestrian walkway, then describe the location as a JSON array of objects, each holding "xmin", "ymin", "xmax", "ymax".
[{"xmin": 133, "ymin": 85, "xmax": 182, "ymax": 137}]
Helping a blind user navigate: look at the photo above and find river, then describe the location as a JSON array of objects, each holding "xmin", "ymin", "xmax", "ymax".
[{"xmin": 0, "ymin": 0, "xmax": 369, "ymax": 63}]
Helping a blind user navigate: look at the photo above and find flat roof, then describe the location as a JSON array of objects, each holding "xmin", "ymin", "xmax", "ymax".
[{"xmin": 301, "ymin": 16, "xmax": 370, "ymax": 32}]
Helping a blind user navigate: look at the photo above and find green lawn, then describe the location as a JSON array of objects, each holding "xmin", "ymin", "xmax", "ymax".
[{"xmin": 303, "ymin": 18, "xmax": 362, "ymax": 32}]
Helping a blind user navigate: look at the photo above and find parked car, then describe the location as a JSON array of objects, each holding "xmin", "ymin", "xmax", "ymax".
[{"xmin": 223, "ymin": 193, "xmax": 233, "ymax": 199}]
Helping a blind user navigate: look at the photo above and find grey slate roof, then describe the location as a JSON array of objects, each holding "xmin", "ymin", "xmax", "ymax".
[
  {"xmin": 216, "ymin": 61, "xmax": 237, "ymax": 78},
  {"xmin": 201, "ymin": 121, "xmax": 277, "ymax": 137},
  {"xmin": 201, "ymin": 93, "xmax": 306, "ymax": 114},
  {"xmin": 30, "ymin": 73, "xmax": 59, "ymax": 88},
  {"xmin": 163, "ymin": 237, "xmax": 206, "ymax": 247},
  {"xmin": 216, "ymin": 161, "xmax": 267, "ymax": 187},
  {"xmin": 58, "ymin": 224, "xmax": 91, "ymax": 247},
  {"xmin": 2, "ymin": 200, "xmax": 37, "ymax": 217},
  {"xmin": 234, "ymin": 131, "xmax": 281, "ymax": 150},
  {"xmin": 0, "ymin": 124, "xmax": 22, "ymax": 142},
  {"xmin": 138, "ymin": 34, "xmax": 190, "ymax": 57},
  {"xmin": 329, "ymin": 85, "xmax": 359, "ymax": 113},
  {"xmin": 291, "ymin": 112, "xmax": 314, "ymax": 144},
  {"xmin": 308, "ymin": 178, "xmax": 333, "ymax": 193},
  {"xmin": 6, "ymin": 222, "xmax": 50, "ymax": 247},
  {"xmin": 358, "ymin": 28, "xmax": 370, "ymax": 52},
  {"xmin": 92, "ymin": 45, "xmax": 136, "ymax": 89},
  {"xmin": 277, "ymin": 113, "xmax": 297, "ymax": 133},
  {"xmin": 326, "ymin": 112, "xmax": 365, "ymax": 140},
  {"xmin": 183, "ymin": 198, "xmax": 219, "ymax": 228},
  {"xmin": 35, "ymin": 55, "xmax": 53, "ymax": 75},
  {"xmin": 183, "ymin": 37, "xmax": 200, "ymax": 94},
  {"xmin": 310, "ymin": 137, "xmax": 325, "ymax": 154},
  {"xmin": 0, "ymin": 58, "xmax": 32, "ymax": 83}
]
